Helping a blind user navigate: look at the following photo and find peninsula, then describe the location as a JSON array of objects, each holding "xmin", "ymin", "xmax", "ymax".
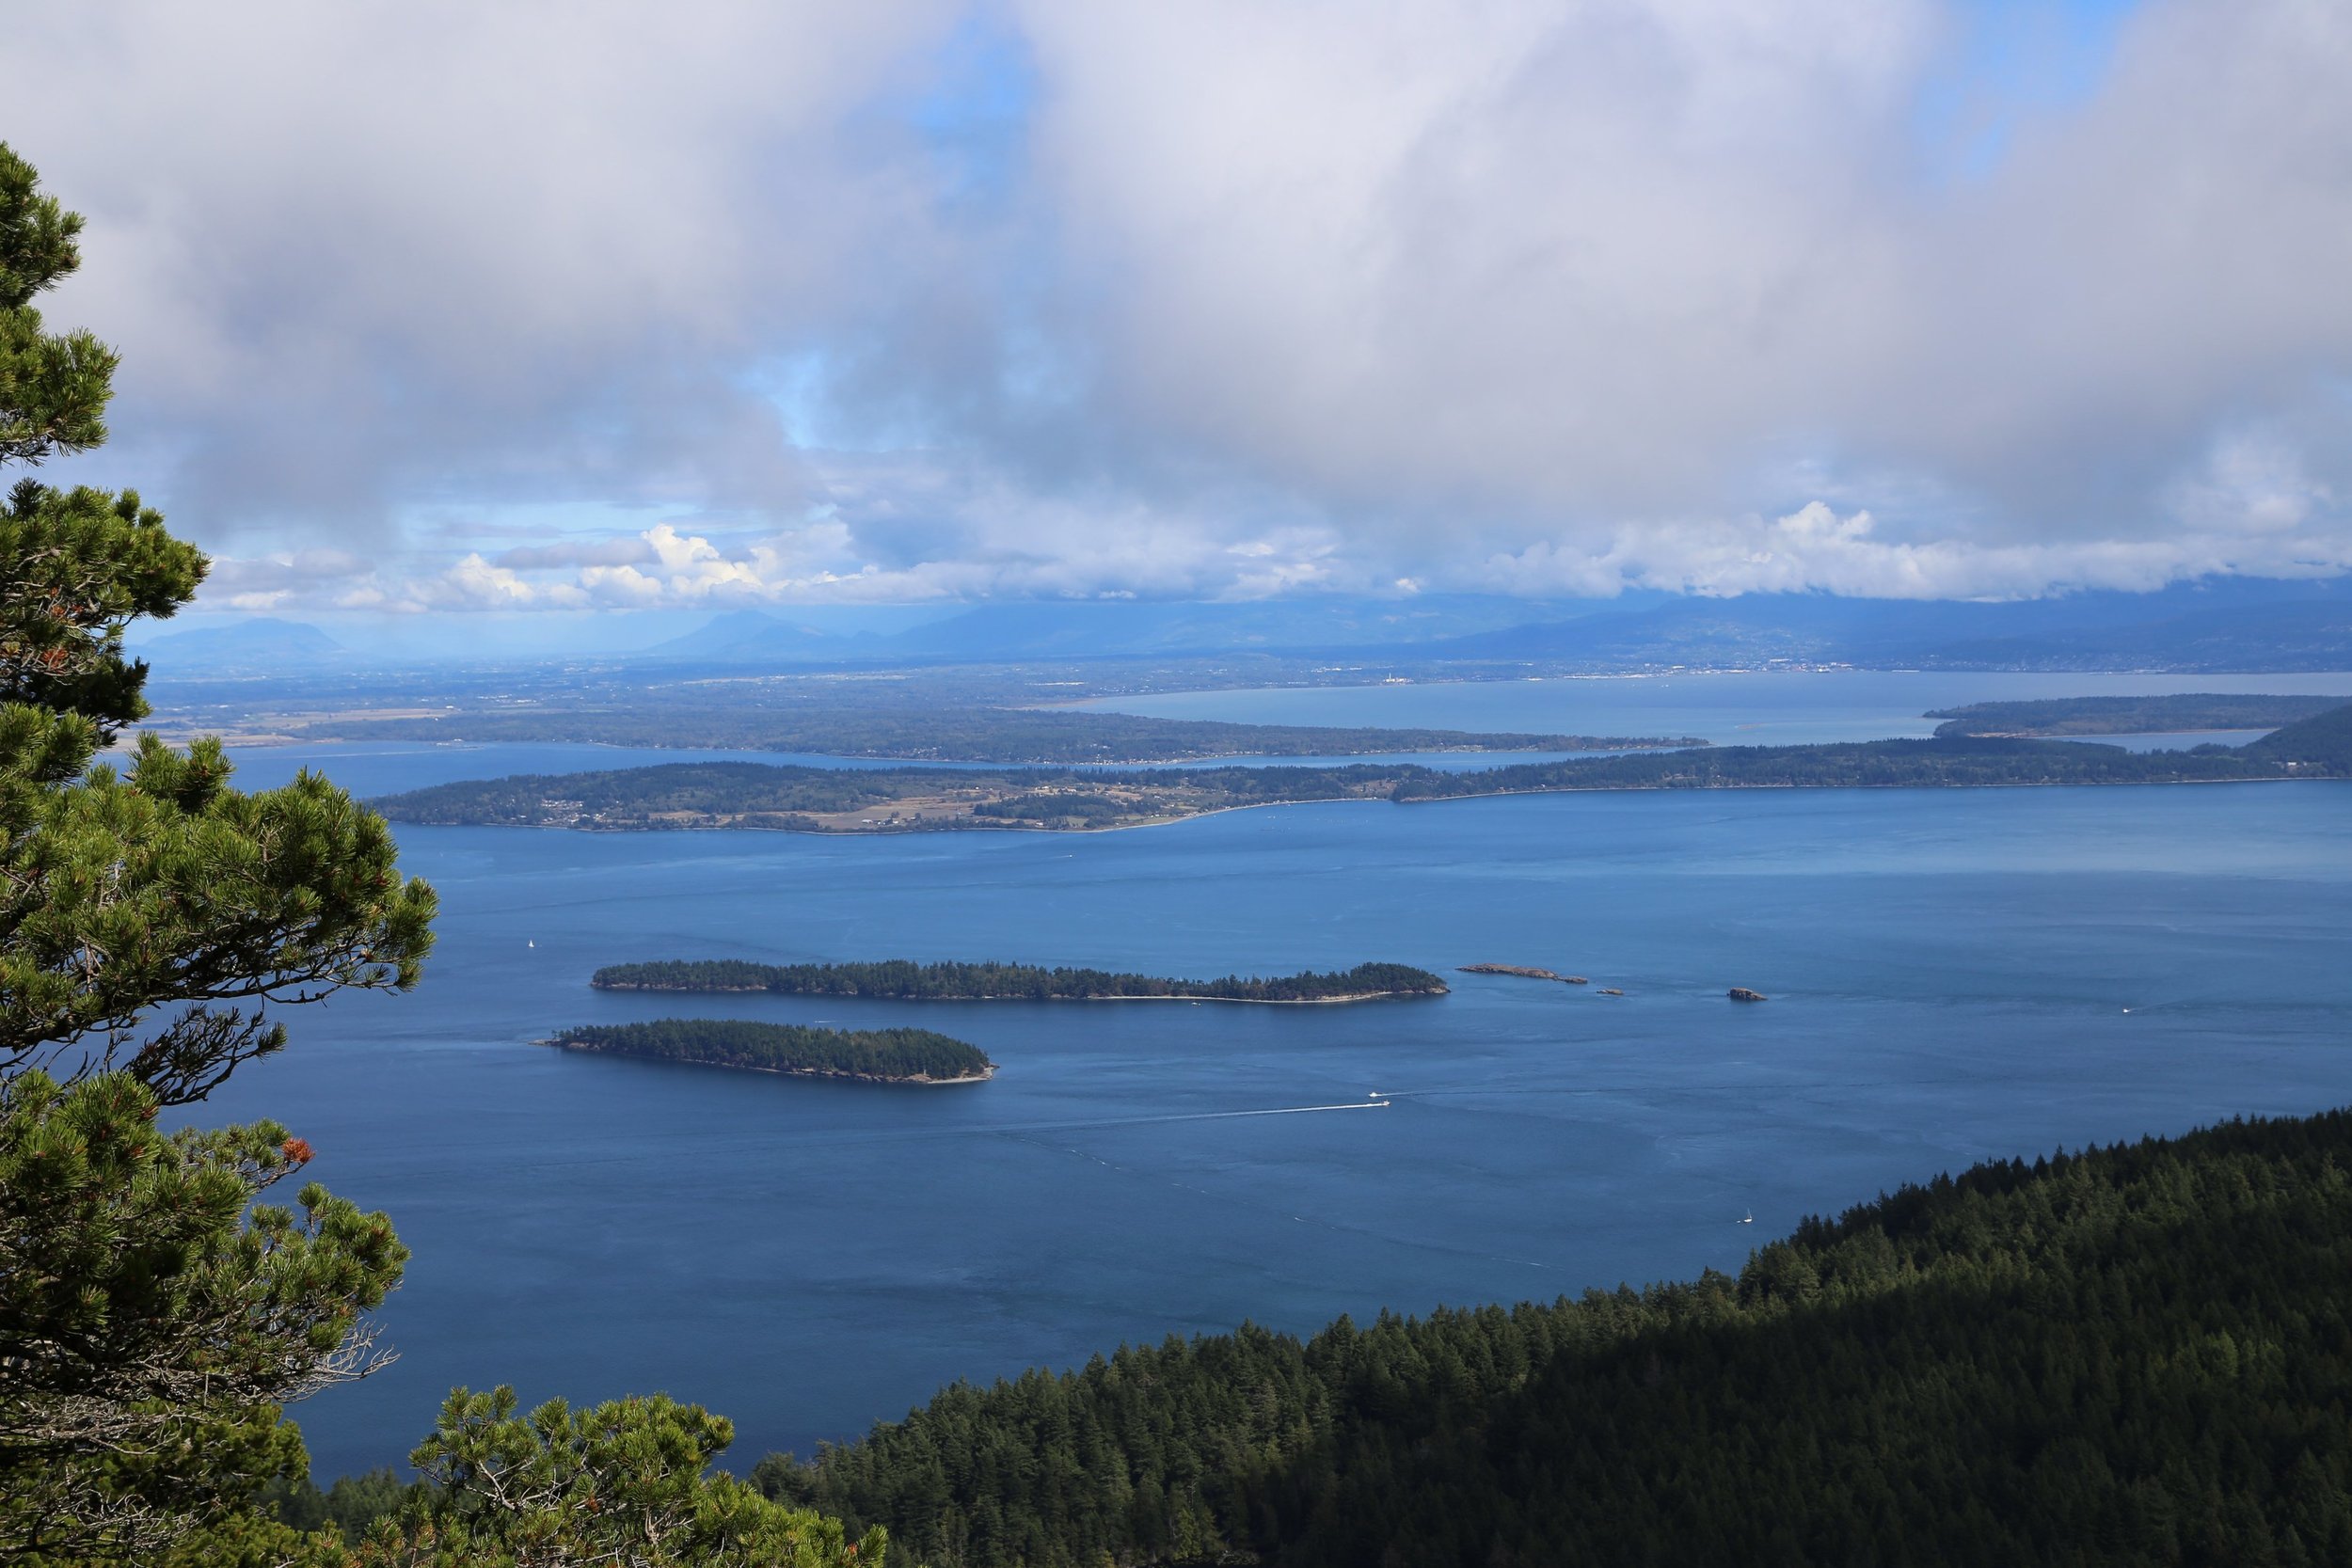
[
  {"xmin": 543, "ymin": 1020, "xmax": 995, "ymax": 1084},
  {"xmin": 591, "ymin": 958, "xmax": 1450, "ymax": 1004}
]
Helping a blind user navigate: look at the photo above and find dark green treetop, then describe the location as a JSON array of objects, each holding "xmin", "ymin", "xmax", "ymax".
[
  {"xmin": 1, "ymin": 137, "xmax": 198, "ymax": 736},
  {"xmin": 0, "ymin": 141, "xmax": 116, "ymax": 466}
]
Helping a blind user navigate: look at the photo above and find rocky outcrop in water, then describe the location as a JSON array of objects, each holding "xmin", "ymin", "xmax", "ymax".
[{"xmin": 1460, "ymin": 964, "xmax": 1589, "ymax": 984}]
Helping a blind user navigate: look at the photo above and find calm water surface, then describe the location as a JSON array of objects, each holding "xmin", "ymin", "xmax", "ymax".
[
  {"xmin": 175, "ymin": 674, "xmax": 2352, "ymax": 1478},
  {"xmin": 1079, "ymin": 668, "xmax": 2352, "ymax": 746}
]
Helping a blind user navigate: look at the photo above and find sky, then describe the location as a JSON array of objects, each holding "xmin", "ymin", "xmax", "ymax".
[{"xmin": 14, "ymin": 0, "xmax": 2352, "ymax": 642}]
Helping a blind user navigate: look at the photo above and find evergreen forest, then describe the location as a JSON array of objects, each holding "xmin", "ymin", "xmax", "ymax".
[{"xmin": 746, "ymin": 1107, "xmax": 2352, "ymax": 1567}]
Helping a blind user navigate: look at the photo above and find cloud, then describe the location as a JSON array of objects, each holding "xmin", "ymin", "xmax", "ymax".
[
  {"xmin": 1484, "ymin": 499, "xmax": 2352, "ymax": 603},
  {"xmin": 1009, "ymin": 0, "xmax": 2352, "ymax": 546},
  {"xmin": 22, "ymin": 2, "xmax": 962, "ymax": 532},
  {"xmin": 493, "ymin": 537, "xmax": 659, "ymax": 571},
  {"xmin": 17, "ymin": 0, "xmax": 2352, "ymax": 609},
  {"xmin": 198, "ymin": 548, "xmax": 376, "ymax": 610},
  {"xmin": 299, "ymin": 497, "xmax": 1368, "ymax": 612}
]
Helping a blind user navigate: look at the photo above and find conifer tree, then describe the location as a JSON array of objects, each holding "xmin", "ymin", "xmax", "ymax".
[
  {"xmin": 353, "ymin": 1386, "xmax": 890, "ymax": 1568},
  {"xmin": 0, "ymin": 140, "xmax": 437, "ymax": 1561}
]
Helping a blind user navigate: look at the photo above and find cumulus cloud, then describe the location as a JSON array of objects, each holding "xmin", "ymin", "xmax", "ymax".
[{"xmin": 17, "ymin": 0, "xmax": 2352, "ymax": 610}]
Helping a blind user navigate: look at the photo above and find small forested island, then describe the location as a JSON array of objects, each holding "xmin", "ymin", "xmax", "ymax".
[
  {"xmin": 1927, "ymin": 691, "xmax": 2352, "ymax": 737},
  {"xmin": 543, "ymin": 1020, "xmax": 994, "ymax": 1084},
  {"xmin": 373, "ymin": 701, "xmax": 2352, "ymax": 834},
  {"xmin": 746, "ymin": 1106, "xmax": 2352, "ymax": 1565},
  {"xmin": 592, "ymin": 958, "xmax": 1449, "ymax": 1003}
]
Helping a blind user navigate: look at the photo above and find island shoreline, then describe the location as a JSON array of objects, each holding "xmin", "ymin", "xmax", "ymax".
[{"xmin": 533, "ymin": 1037, "xmax": 996, "ymax": 1085}]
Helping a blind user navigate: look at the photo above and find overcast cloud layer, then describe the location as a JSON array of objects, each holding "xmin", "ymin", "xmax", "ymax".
[{"xmin": 16, "ymin": 0, "xmax": 2352, "ymax": 614}]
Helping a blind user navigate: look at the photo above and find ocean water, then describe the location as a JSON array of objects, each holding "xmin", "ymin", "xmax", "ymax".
[
  {"xmin": 1076, "ymin": 668, "xmax": 2352, "ymax": 747},
  {"xmin": 175, "ymin": 743, "xmax": 2352, "ymax": 1479}
]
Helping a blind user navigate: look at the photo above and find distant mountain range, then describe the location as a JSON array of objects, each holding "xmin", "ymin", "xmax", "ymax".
[
  {"xmin": 644, "ymin": 578, "xmax": 2351, "ymax": 672},
  {"xmin": 644, "ymin": 610, "xmax": 881, "ymax": 662},
  {"xmin": 637, "ymin": 594, "xmax": 1619, "ymax": 664},
  {"xmin": 135, "ymin": 578, "xmax": 2352, "ymax": 675},
  {"xmin": 1413, "ymin": 579, "xmax": 2352, "ymax": 672},
  {"xmin": 131, "ymin": 617, "xmax": 353, "ymax": 671}
]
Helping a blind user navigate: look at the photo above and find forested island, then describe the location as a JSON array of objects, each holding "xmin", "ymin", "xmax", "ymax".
[
  {"xmin": 592, "ymin": 958, "xmax": 1449, "ymax": 1003},
  {"xmin": 1927, "ymin": 691, "xmax": 2352, "ymax": 737},
  {"xmin": 372, "ymin": 702, "xmax": 2352, "ymax": 833},
  {"xmin": 543, "ymin": 1020, "xmax": 994, "ymax": 1084},
  {"xmin": 734, "ymin": 1106, "xmax": 2352, "ymax": 1565}
]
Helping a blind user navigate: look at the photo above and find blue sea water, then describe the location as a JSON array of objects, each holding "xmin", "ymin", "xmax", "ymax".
[
  {"xmin": 169, "ymin": 673, "xmax": 2352, "ymax": 1480},
  {"xmin": 1075, "ymin": 667, "xmax": 2352, "ymax": 747}
]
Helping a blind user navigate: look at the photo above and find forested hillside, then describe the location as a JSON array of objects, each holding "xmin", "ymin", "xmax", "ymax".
[{"xmin": 755, "ymin": 1108, "xmax": 2352, "ymax": 1567}]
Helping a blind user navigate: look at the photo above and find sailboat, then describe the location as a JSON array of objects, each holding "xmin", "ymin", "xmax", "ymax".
[{"xmin": 1738, "ymin": 1210, "xmax": 1754, "ymax": 1225}]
